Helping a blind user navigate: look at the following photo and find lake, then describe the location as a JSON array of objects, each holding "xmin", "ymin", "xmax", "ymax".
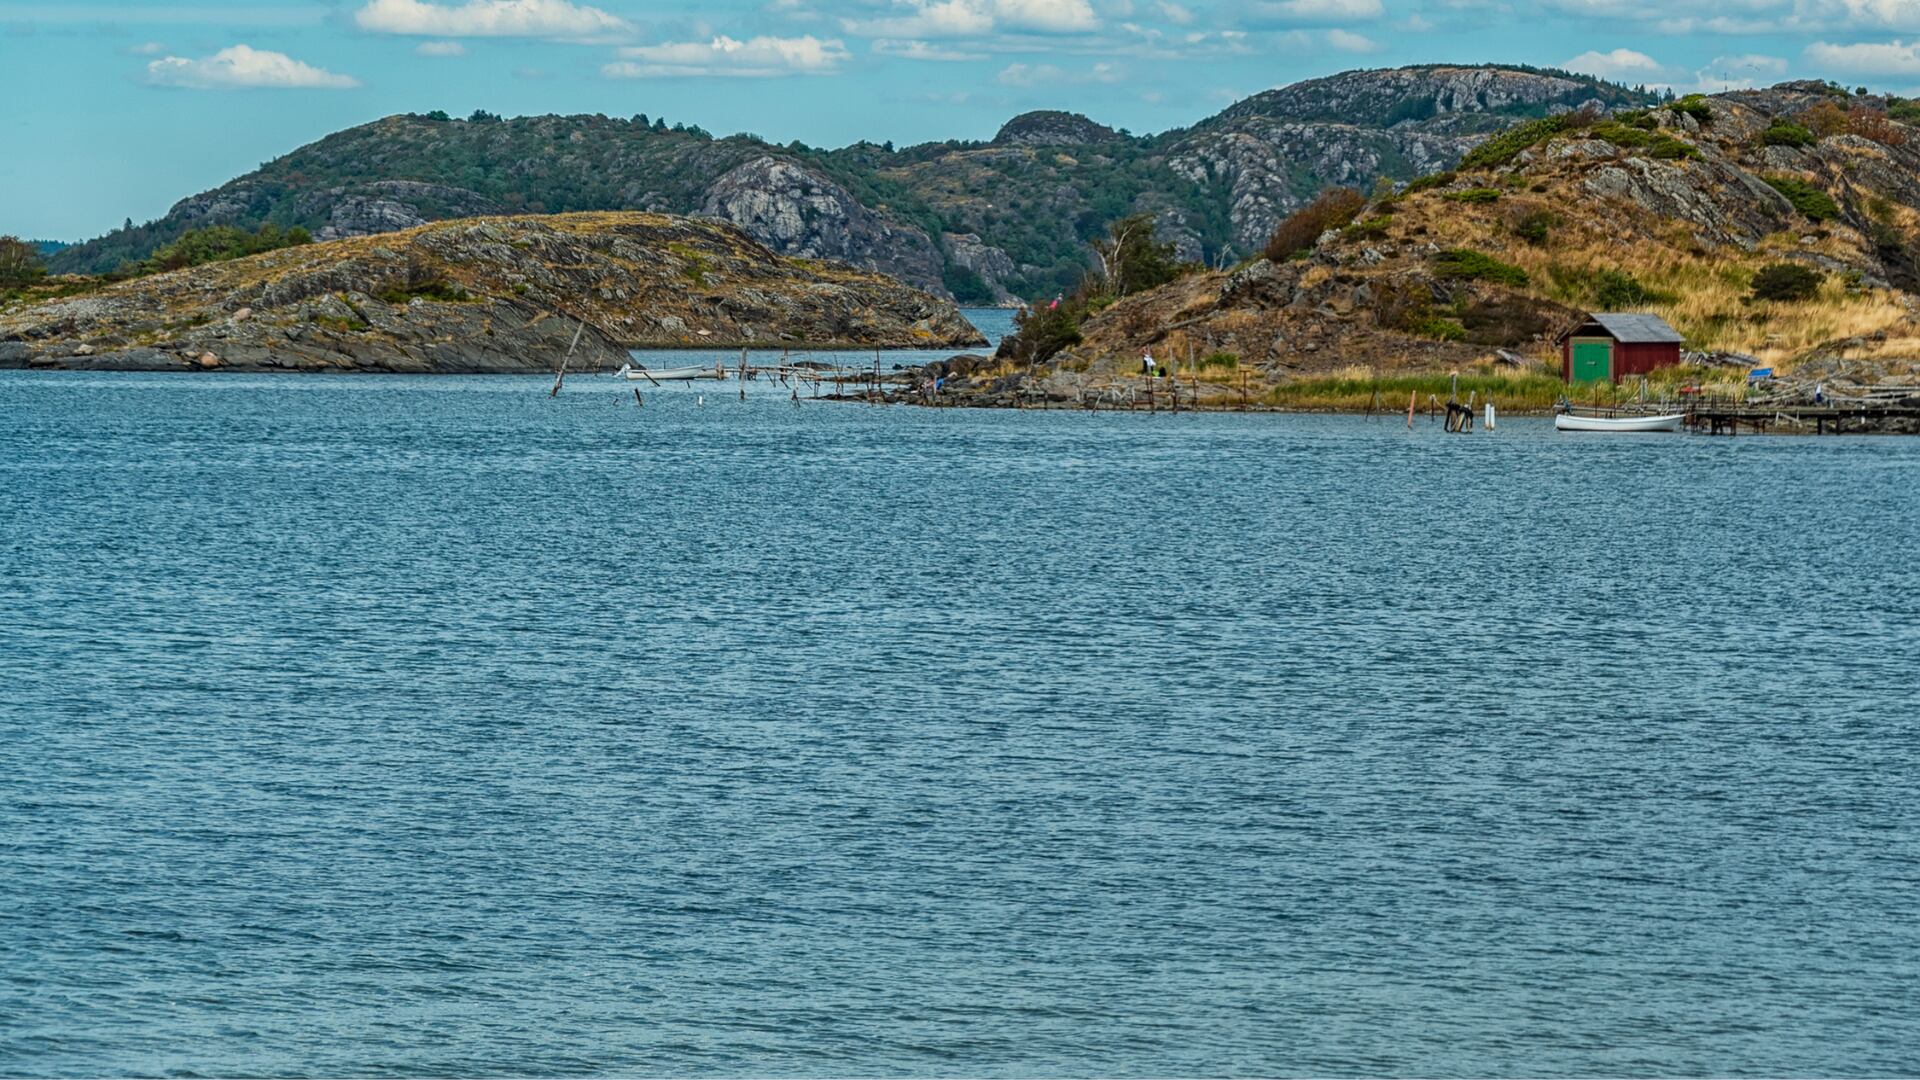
[{"xmin": 2, "ymin": 351, "xmax": 1917, "ymax": 1075}]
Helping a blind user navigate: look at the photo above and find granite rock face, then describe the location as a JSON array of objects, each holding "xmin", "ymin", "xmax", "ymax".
[
  {"xmin": 2, "ymin": 213, "xmax": 985, "ymax": 374},
  {"xmin": 698, "ymin": 156, "xmax": 947, "ymax": 295}
]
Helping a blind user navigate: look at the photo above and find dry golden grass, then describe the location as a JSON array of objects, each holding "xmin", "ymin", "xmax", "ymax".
[{"xmin": 1384, "ymin": 183, "xmax": 1913, "ymax": 368}]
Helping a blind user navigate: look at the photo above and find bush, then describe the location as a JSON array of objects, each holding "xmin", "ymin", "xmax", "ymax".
[
  {"xmin": 1000, "ymin": 300, "xmax": 1082, "ymax": 364},
  {"xmin": 1459, "ymin": 115, "xmax": 1570, "ymax": 171},
  {"xmin": 1800, "ymin": 101, "xmax": 1849, "ymax": 138},
  {"xmin": 1401, "ymin": 171, "xmax": 1456, "ymax": 196},
  {"xmin": 1414, "ymin": 317, "xmax": 1467, "ymax": 341},
  {"xmin": 1442, "ymin": 187, "xmax": 1503, "ymax": 204},
  {"xmin": 1848, "ymin": 105, "xmax": 1908, "ymax": 147},
  {"xmin": 1591, "ymin": 268, "xmax": 1672, "ymax": 308},
  {"xmin": 1760, "ymin": 121, "xmax": 1817, "ymax": 147},
  {"xmin": 1431, "ymin": 248, "xmax": 1529, "ymax": 287},
  {"xmin": 1342, "ymin": 215, "xmax": 1393, "ymax": 241},
  {"xmin": 1200, "ymin": 351, "xmax": 1239, "ymax": 369},
  {"xmin": 1511, "ymin": 209, "xmax": 1555, "ymax": 245},
  {"xmin": 1667, "ymin": 95, "xmax": 1713, "ymax": 125},
  {"xmin": 1750, "ymin": 262, "xmax": 1822, "ymax": 301},
  {"xmin": 1764, "ymin": 175, "xmax": 1841, "ymax": 221},
  {"xmin": 1649, "ymin": 136, "xmax": 1701, "ymax": 160},
  {"xmin": 1263, "ymin": 187, "xmax": 1365, "ymax": 262}
]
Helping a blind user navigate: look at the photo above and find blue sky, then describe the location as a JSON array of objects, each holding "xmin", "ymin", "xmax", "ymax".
[{"xmin": 7, "ymin": 0, "xmax": 1920, "ymax": 241}]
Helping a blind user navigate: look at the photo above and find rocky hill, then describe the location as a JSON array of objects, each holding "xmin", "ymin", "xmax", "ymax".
[
  {"xmin": 49, "ymin": 66, "xmax": 1653, "ymax": 303},
  {"xmin": 937, "ymin": 81, "xmax": 1920, "ymax": 405},
  {"xmin": 2, "ymin": 212, "xmax": 984, "ymax": 373}
]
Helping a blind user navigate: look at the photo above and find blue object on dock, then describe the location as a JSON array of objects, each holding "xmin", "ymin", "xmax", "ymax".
[{"xmin": 1749, "ymin": 367, "xmax": 1774, "ymax": 381}]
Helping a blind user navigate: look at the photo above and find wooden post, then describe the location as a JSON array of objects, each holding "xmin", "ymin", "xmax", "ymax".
[
  {"xmin": 1240, "ymin": 369, "xmax": 1248, "ymax": 411},
  {"xmin": 633, "ymin": 388, "xmax": 643, "ymax": 408},
  {"xmin": 550, "ymin": 321, "xmax": 585, "ymax": 398},
  {"xmin": 1407, "ymin": 391, "xmax": 1416, "ymax": 429}
]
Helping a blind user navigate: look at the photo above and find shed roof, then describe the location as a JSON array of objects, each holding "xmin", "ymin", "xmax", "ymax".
[{"xmin": 1569, "ymin": 312, "xmax": 1684, "ymax": 344}]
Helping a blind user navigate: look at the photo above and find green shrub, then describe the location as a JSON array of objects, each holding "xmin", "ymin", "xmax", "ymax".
[
  {"xmin": 1750, "ymin": 262, "xmax": 1822, "ymax": 301},
  {"xmin": 1459, "ymin": 115, "xmax": 1570, "ymax": 171},
  {"xmin": 1431, "ymin": 248, "xmax": 1530, "ymax": 287},
  {"xmin": 1442, "ymin": 188, "xmax": 1503, "ymax": 204},
  {"xmin": 1760, "ymin": 121, "xmax": 1817, "ymax": 148},
  {"xmin": 1591, "ymin": 120, "xmax": 1654, "ymax": 148},
  {"xmin": 1414, "ymin": 316, "xmax": 1468, "ymax": 341},
  {"xmin": 1764, "ymin": 175, "xmax": 1841, "ymax": 221},
  {"xmin": 1200, "ymin": 351, "xmax": 1239, "ymax": 369},
  {"xmin": 1342, "ymin": 215, "xmax": 1393, "ymax": 241},
  {"xmin": 1889, "ymin": 97, "xmax": 1920, "ymax": 124},
  {"xmin": 1402, "ymin": 171, "xmax": 1456, "ymax": 196},
  {"xmin": 1511, "ymin": 209, "xmax": 1555, "ymax": 245},
  {"xmin": 1649, "ymin": 136, "xmax": 1701, "ymax": 160},
  {"xmin": 1667, "ymin": 95, "xmax": 1713, "ymax": 125},
  {"xmin": 1592, "ymin": 268, "xmax": 1674, "ymax": 308}
]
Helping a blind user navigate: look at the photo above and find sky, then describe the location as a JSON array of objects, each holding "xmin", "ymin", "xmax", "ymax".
[{"xmin": 7, "ymin": 0, "xmax": 1920, "ymax": 241}]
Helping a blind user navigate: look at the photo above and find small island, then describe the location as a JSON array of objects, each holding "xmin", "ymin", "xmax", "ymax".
[{"xmin": 0, "ymin": 212, "xmax": 986, "ymax": 374}]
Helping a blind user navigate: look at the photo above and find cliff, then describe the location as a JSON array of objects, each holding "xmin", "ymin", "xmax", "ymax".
[{"xmin": 1, "ymin": 212, "xmax": 985, "ymax": 374}]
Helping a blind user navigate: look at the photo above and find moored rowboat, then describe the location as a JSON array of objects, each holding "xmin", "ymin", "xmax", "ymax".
[
  {"xmin": 615, "ymin": 363, "xmax": 720, "ymax": 381},
  {"xmin": 1554, "ymin": 412, "xmax": 1684, "ymax": 433}
]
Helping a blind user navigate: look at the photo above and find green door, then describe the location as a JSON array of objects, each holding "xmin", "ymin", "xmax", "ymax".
[{"xmin": 1571, "ymin": 341, "xmax": 1611, "ymax": 382}]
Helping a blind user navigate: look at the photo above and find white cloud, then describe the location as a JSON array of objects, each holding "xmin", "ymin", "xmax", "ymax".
[
  {"xmin": 842, "ymin": 0, "xmax": 1098, "ymax": 37},
  {"xmin": 146, "ymin": 44, "xmax": 360, "ymax": 89},
  {"xmin": 1806, "ymin": 38, "xmax": 1920, "ymax": 73},
  {"xmin": 1244, "ymin": 0, "xmax": 1384, "ymax": 24},
  {"xmin": 1325, "ymin": 27, "xmax": 1379, "ymax": 50},
  {"xmin": 1563, "ymin": 46, "xmax": 1664, "ymax": 79},
  {"xmin": 415, "ymin": 39, "xmax": 468, "ymax": 55},
  {"xmin": 604, "ymin": 34, "xmax": 851, "ymax": 77},
  {"xmin": 872, "ymin": 38, "xmax": 990, "ymax": 59},
  {"xmin": 1155, "ymin": 0, "xmax": 1194, "ymax": 23},
  {"xmin": 354, "ymin": 0, "xmax": 630, "ymax": 38},
  {"xmin": 996, "ymin": 59, "xmax": 1123, "ymax": 84},
  {"xmin": 126, "ymin": 41, "xmax": 166, "ymax": 55},
  {"xmin": 1684, "ymin": 53, "xmax": 1789, "ymax": 89}
]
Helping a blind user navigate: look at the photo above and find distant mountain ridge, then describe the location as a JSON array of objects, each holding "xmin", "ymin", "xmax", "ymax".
[{"xmin": 51, "ymin": 65, "xmax": 1656, "ymax": 300}]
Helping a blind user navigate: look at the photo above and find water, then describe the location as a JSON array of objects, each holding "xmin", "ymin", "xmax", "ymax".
[
  {"xmin": 625, "ymin": 306, "xmax": 1018, "ymax": 374},
  {"xmin": 2, "ymin": 358, "xmax": 1918, "ymax": 1076}
]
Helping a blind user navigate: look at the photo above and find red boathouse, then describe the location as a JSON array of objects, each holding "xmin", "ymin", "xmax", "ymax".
[{"xmin": 1557, "ymin": 313, "xmax": 1684, "ymax": 383}]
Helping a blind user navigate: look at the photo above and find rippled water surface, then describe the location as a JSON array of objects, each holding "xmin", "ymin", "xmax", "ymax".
[{"xmin": 3, "ymin": 357, "xmax": 1918, "ymax": 1076}]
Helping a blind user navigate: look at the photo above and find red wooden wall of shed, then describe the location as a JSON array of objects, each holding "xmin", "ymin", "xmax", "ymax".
[{"xmin": 1613, "ymin": 341, "xmax": 1681, "ymax": 378}]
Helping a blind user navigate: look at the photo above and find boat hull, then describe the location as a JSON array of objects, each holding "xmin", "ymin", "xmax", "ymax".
[
  {"xmin": 1555, "ymin": 412, "xmax": 1684, "ymax": 433},
  {"xmin": 616, "ymin": 365, "xmax": 719, "ymax": 381}
]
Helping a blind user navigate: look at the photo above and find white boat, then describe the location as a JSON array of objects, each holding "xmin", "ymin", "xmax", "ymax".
[
  {"xmin": 615, "ymin": 363, "xmax": 719, "ymax": 381},
  {"xmin": 1554, "ymin": 412, "xmax": 1685, "ymax": 433}
]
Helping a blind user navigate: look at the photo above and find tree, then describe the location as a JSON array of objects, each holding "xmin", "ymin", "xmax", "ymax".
[
  {"xmin": 1, "ymin": 234, "xmax": 52, "ymax": 287},
  {"xmin": 1091, "ymin": 214, "xmax": 1179, "ymax": 298},
  {"xmin": 0, "ymin": 235, "xmax": 46, "ymax": 286}
]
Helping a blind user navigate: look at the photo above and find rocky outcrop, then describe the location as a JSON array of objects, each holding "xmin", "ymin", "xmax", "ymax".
[
  {"xmin": 942, "ymin": 232, "xmax": 1019, "ymax": 305},
  {"xmin": 299, "ymin": 181, "xmax": 502, "ymax": 240},
  {"xmin": 699, "ymin": 156, "xmax": 947, "ymax": 295},
  {"xmin": 930, "ymin": 85, "xmax": 1920, "ymax": 405},
  {"xmin": 992, "ymin": 111, "xmax": 1121, "ymax": 147},
  {"xmin": 2, "ymin": 212, "xmax": 984, "ymax": 373}
]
